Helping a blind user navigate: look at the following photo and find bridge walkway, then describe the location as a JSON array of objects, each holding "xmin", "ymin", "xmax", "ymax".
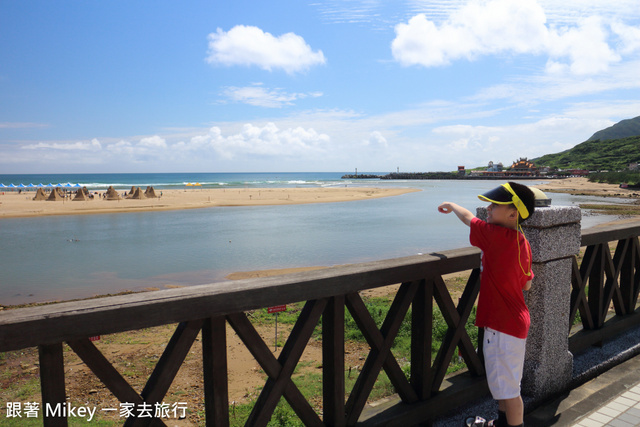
[{"xmin": 526, "ymin": 353, "xmax": 640, "ymax": 427}]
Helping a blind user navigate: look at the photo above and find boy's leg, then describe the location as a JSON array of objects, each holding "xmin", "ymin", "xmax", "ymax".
[
  {"xmin": 495, "ymin": 404, "xmax": 507, "ymax": 427},
  {"xmin": 498, "ymin": 397, "xmax": 523, "ymax": 426},
  {"xmin": 484, "ymin": 328, "xmax": 526, "ymax": 426}
]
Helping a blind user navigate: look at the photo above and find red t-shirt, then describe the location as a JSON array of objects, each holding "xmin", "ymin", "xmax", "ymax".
[{"xmin": 470, "ymin": 217, "xmax": 532, "ymax": 339}]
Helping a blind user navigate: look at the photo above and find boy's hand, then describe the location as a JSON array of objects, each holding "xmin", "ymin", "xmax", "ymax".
[
  {"xmin": 437, "ymin": 201, "xmax": 474, "ymax": 226},
  {"xmin": 438, "ymin": 202, "xmax": 454, "ymax": 214}
]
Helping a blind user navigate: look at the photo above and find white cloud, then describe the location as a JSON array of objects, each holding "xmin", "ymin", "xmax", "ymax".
[
  {"xmin": 392, "ymin": 0, "xmax": 548, "ymax": 67},
  {"xmin": 537, "ymin": 0, "xmax": 640, "ymax": 25},
  {"xmin": 611, "ymin": 21, "xmax": 640, "ymax": 54},
  {"xmin": 106, "ymin": 140, "xmax": 134, "ymax": 156},
  {"xmin": 433, "ymin": 124, "xmax": 498, "ymax": 152},
  {"xmin": 545, "ymin": 16, "xmax": 619, "ymax": 75},
  {"xmin": 100, "ymin": 137, "xmax": 167, "ymax": 161},
  {"xmin": 473, "ymin": 58, "xmax": 640, "ymax": 104},
  {"xmin": 562, "ymin": 100, "xmax": 640, "ymax": 122},
  {"xmin": 22, "ymin": 138, "xmax": 102, "ymax": 151},
  {"xmin": 392, "ymin": 0, "xmax": 632, "ymax": 75},
  {"xmin": 363, "ymin": 130, "xmax": 388, "ymax": 147},
  {"xmin": 206, "ymin": 25, "xmax": 326, "ymax": 74},
  {"xmin": 221, "ymin": 84, "xmax": 323, "ymax": 108},
  {"xmin": 183, "ymin": 123, "xmax": 330, "ymax": 159},
  {"xmin": 138, "ymin": 135, "xmax": 167, "ymax": 149},
  {"xmin": 7, "ymin": 99, "xmax": 639, "ymax": 174},
  {"xmin": 426, "ymin": 113, "xmax": 619, "ymax": 168}
]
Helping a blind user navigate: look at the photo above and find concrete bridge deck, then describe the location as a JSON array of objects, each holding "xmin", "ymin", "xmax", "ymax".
[
  {"xmin": 527, "ymin": 353, "xmax": 640, "ymax": 427},
  {"xmin": 430, "ymin": 322, "xmax": 640, "ymax": 427}
]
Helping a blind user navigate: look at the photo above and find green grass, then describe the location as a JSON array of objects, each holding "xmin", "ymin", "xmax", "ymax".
[
  {"xmin": 580, "ymin": 203, "xmax": 640, "ymax": 216},
  {"xmin": 227, "ymin": 294, "xmax": 479, "ymax": 425},
  {"xmin": 3, "ymin": 292, "xmax": 479, "ymax": 426},
  {"xmin": 589, "ymin": 171, "xmax": 640, "ymax": 186},
  {"xmin": 252, "ymin": 296, "xmax": 478, "ymax": 368},
  {"xmin": 228, "ymin": 400, "xmax": 307, "ymax": 426},
  {"xmin": 2, "ymin": 377, "xmax": 41, "ymax": 401}
]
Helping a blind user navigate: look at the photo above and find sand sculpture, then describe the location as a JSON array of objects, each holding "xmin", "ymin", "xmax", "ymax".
[
  {"xmin": 33, "ymin": 188, "xmax": 47, "ymax": 200},
  {"xmin": 106, "ymin": 186, "xmax": 121, "ymax": 200}
]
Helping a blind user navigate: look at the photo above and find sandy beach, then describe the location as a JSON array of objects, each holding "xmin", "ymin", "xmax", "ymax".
[
  {"xmin": 0, "ymin": 186, "xmax": 420, "ymax": 219},
  {"xmin": 533, "ymin": 177, "xmax": 640, "ymax": 198}
]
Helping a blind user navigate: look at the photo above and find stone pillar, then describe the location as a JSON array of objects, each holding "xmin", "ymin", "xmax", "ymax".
[{"xmin": 477, "ymin": 205, "xmax": 581, "ymax": 400}]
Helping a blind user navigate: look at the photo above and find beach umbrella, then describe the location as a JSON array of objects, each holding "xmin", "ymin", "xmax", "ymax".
[
  {"xmin": 73, "ymin": 183, "xmax": 81, "ymax": 187},
  {"xmin": 64, "ymin": 183, "xmax": 74, "ymax": 188},
  {"xmin": 17, "ymin": 184, "xmax": 27, "ymax": 188},
  {"xmin": 8, "ymin": 184, "xmax": 16, "ymax": 188},
  {"xmin": 57, "ymin": 183, "xmax": 66, "ymax": 187},
  {"xmin": 47, "ymin": 183, "xmax": 56, "ymax": 188},
  {"xmin": 38, "ymin": 183, "xmax": 46, "ymax": 188},
  {"xmin": 0, "ymin": 183, "xmax": 6, "ymax": 188},
  {"xmin": 27, "ymin": 183, "xmax": 36, "ymax": 188}
]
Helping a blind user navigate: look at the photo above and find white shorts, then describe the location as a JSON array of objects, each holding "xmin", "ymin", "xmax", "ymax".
[{"xmin": 483, "ymin": 327, "xmax": 526, "ymax": 400}]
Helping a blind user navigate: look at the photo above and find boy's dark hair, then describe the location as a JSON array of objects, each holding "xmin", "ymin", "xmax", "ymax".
[{"xmin": 508, "ymin": 181, "xmax": 535, "ymax": 222}]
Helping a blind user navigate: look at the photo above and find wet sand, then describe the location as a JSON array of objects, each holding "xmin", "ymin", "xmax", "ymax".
[{"xmin": 533, "ymin": 177, "xmax": 640, "ymax": 198}]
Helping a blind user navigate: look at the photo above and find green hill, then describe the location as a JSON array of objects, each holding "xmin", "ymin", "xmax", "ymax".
[
  {"xmin": 532, "ymin": 116, "xmax": 640, "ymax": 171},
  {"xmin": 588, "ymin": 115, "xmax": 640, "ymax": 141},
  {"xmin": 533, "ymin": 135, "xmax": 640, "ymax": 171}
]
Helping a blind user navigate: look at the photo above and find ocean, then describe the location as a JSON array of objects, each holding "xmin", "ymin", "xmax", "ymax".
[
  {"xmin": 0, "ymin": 173, "xmax": 628, "ymax": 305},
  {"xmin": 0, "ymin": 172, "xmax": 352, "ymax": 191}
]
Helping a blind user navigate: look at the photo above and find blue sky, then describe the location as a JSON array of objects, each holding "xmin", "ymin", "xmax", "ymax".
[{"xmin": 1, "ymin": 0, "xmax": 639, "ymax": 174}]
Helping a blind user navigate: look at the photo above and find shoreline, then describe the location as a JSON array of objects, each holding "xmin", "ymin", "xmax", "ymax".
[
  {"xmin": 2, "ymin": 177, "xmax": 638, "ymax": 219},
  {"xmin": 2, "ymin": 176, "xmax": 638, "ymax": 307},
  {"xmin": 0, "ymin": 187, "xmax": 420, "ymax": 219},
  {"xmin": 533, "ymin": 177, "xmax": 640, "ymax": 199}
]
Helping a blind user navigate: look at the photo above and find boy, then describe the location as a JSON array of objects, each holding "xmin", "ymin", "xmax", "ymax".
[{"xmin": 438, "ymin": 182, "xmax": 536, "ymax": 427}]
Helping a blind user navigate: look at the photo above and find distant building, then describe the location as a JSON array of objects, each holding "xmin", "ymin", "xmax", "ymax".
[
  {"xmin": 458, "ymin": 166, "xmax": 465, "ymax": 175},
  {"xmin": 508, "ymin": 158, "xmax": 539, "ymax": 176},
  {"xmin": 538, "ymin": 166, "xmax": 551, "ymax": 175},
  {"xmin": 470, "ymin": 157, "xmax": 539, "ymax": 177},
  {"xmin": 486, "ymin": 161, "xmax": 503, "ymax": 172}
]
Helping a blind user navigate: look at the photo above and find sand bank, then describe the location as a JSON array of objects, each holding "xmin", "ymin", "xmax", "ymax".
[
  {"xmin": 534, "ymin": 177, "xmax": 640, "ymax": 199},
  {"xmin": 0, "ymin": 187, "xmax": 420, "ymax": 219}
]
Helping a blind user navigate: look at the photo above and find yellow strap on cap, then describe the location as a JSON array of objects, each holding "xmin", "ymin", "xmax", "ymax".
[
  {"xmin": 501, "ymin": 183, "xmax": 530, "ymax": 220},
  {"xmin": 477, "ymin": 183, "xmax": 530, "ymax": 219}
]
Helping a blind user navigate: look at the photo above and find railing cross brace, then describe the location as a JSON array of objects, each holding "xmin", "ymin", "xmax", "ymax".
[
  {"xmin": 570, "ymin": 255, "xmax": 594, "ymax": 330},
  {"xmin": 67, "ymin": 338, "xmax": 145, "ymax": 405},
  {"xmin": 607, "ymin": 239, "xmax": 630, "ymax": 317},
  {"xmin": 430, "ymin": 272, "xmax": 483, "ymax": 393},
  {"xmin": 226, "ymin": 300, "xmax": 327, "ymax": 427},
  {"xmin": 128, "ymin": 319, "xmax": 204, "ymax": 426},
  {"xmin": 65, "ymin": 320, "xmax": 204, "ymax": 427},
  {"xmin": 345, "ymin": 282, "xmax": 419, "ymax": 425}
]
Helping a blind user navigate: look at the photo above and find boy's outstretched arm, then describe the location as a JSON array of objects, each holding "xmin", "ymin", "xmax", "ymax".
[{"xmin": 438, "ymin": 202, "xmax": 475, "ymax": 227}]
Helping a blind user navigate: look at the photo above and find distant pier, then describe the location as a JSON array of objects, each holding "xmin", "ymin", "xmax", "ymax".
[{"xmin": 342, "ymin": 172, "xmax": 549, "ymax": 180}]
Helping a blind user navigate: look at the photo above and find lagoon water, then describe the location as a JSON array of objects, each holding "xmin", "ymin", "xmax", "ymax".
[{"xmin": 0, "ymin": 173, "xmax": 625, "ymax": 305}]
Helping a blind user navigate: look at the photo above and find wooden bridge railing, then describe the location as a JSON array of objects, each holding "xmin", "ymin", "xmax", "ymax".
[
  {"xmin": 3, "ymin": 220, "xmax": 640, "ymax": 426},
  {"xmin": 569, "ymin": 222, "xmax": 640, "ymax": 354},
  {"xmin": 0, "ymin": 247, "xmax": 487, "ymax": 426}
]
